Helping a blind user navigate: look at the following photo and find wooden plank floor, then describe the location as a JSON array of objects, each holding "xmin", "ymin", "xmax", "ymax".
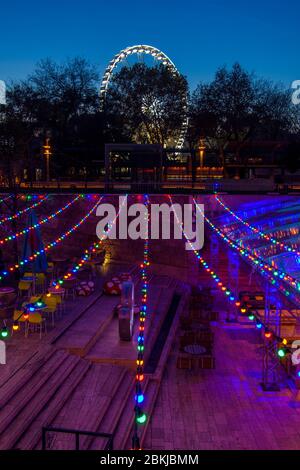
[{"xmin": 144, "ymin": 268, "xmax": 300, "ymax": 450}]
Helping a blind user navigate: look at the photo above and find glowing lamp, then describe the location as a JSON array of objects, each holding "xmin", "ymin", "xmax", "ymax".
[
  {"xmin": 135, "ymin": 394, "xmax": 144, "ymax": 404},
  {"xmin": 136, "ymin": 412, "xmax": 147, "ymax": 424},
  {"xmin": 0, "ymin": 327, "xmax": 8, "ymax": 338},
  {"xmin": 277, "ymin": 348, "xmax": 286, "ymax": 358}
]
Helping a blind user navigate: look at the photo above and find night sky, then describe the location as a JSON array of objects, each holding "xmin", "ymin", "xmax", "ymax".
[{"xmin": 1, "ymin": 0, "xmax": 299, "ymax": 89}]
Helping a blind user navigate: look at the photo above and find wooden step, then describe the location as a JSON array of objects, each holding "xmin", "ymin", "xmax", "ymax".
[
  {"xmin": 125, "ymin": 379, "xmax": 159, "ymax": 450},
  {"xmin": 0, "ymin": 348, "xmax": 55, "ymax": 409},
  {"xmin": 44, "ymin": 364, "xmax": 126, "ymax": 450},
  {"xmin": 13, "ymin": 359, "xmax": 92, "ymax": 450},
  {"xmin": 0, "ymin": 353, "xmax": 81, "ymax": 449},
  {"xmin": 88, "ymin": 372, "xmax": 135, "ymax": 450},
  {"xmin": 112, "ymin": 377, "xmax": 152, "ymax": 450},
  {"xmin": 0, "ymin": 350, "xmax": 69, "ymax": 434}
]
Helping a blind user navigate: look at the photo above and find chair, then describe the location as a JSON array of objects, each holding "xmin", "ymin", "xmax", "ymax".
[
  {"xmin": 27, "ymin": 313, "xmax": 47, "ymax": 339},
  {"xmin": 36, "ymin": 273, "xmax": 46, "ymax": 294},
  {"xmin": 42, "ymin": 295, "xmax": 58, "ymax": 326},
  {"xmin": 0, "ymin": 306, "xmax": 14, "ymax": 328},
  {"xmin": 13, "ymin": 309, "xmax": 28, "ymax": 335},
  {"xmin": 18, "ymin": 280, "xmax": 32, "ymax": 298},
  {"xmin": 63, "ymin": 278, "xmax": 78, "ymax": 300},
  {"xmin": 179, "ymin": 331, "xmax": 214, "ymax": 352},
  {"xmin": 46, "ymin": 262, "xmax": 54, "ymax": 280}
]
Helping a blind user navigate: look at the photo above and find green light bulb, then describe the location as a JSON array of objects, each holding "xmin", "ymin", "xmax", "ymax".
[{"xmin": 136, "ymin": 413, "xmax": 147, "ymax": 424}]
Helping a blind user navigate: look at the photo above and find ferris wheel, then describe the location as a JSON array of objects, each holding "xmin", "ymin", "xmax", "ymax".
[{"xmin": 100, "ymin": 45, "xmax": 188, "ymax": 148}]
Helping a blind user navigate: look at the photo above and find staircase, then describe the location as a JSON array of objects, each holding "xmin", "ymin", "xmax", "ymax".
[{"xmin": 0, "ymin": 274, "xmax": 189, "ymax": 450}]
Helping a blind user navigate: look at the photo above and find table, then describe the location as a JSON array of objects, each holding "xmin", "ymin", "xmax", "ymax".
[
  {"xmin": 0, "ymin": 287, "xmax": 16, "ymax": 306},
  {"xmin": 184, "ymin": 344, "xmax": 207, "ymax": 355},
  {"xmin": 0, "ymin": 287, "xmax": 15, "ymax": 295},
  {"xmin": 48, "ymin": 287, "xmax": 65, "ymax": 295}
]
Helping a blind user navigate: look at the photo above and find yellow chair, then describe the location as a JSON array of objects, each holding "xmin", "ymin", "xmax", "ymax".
[
  {"xmin": 18, "ymin": 280, "xmax": 32, "ymax": 298},
  {"xmin": 46, "ymin": 262, "xmax": 55, "ymax": 280},
  {"xmin": 42, "ymin": 295, "xmax": 58, "ymax": 326},
  {"xmin": 36, "ymin": 273, "xmax": 46, "ymax": 293},
  {"xmin": 27, "ymin": 313, "xmax": 47, "ymax": 338},
  {"xmin": 13, "ymin": 309, "xmax": 28, "ymax": 336}
]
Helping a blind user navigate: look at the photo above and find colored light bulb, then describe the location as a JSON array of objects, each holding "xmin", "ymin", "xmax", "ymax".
[
  {"xmin": 136, "ymin": 412, "xmax": 147, "ymax": 424},
  {"xmin": 135, "ymin": 394, "xmax": 144, "ymax": 404}
]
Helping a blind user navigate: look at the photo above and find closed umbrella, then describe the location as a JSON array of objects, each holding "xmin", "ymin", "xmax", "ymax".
[{"xmin": 21, "ymin": 211, "xmax": 48, "ymax": 292}]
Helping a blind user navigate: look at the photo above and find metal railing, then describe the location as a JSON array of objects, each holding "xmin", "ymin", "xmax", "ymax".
[{"xmin": 42, "ymin": 426, "xmax": 114, "ymax": 451}]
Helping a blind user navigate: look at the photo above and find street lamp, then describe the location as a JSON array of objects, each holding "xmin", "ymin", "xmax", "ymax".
[
  {"xmin": 199, "ymin": 136, "xmax": 206, "ymax": 168},
  {"xmin": 43, "ymin": 138, "xmax": 52, "ymax": 182}
]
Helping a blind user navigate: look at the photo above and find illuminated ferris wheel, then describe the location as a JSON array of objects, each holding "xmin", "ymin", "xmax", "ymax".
[{"xmin": 100, "ymin": 44, "xmax": 188, "ymax": 148}]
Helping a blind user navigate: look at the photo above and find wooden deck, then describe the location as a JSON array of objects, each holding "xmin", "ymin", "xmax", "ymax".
[
  {"xmin": 1, "ymin": 241, "xmax": 300, "ymax": 450},
  {"xmin": 0, "ymin": 261, "xmax": 188, "ymax": 450}
]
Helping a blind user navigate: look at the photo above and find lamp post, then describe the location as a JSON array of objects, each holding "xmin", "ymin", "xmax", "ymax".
[
  {"xmin": 43, "ymin": 138, "xmax": 52, "ymax": 182},
  {"xmin": 199, "ymin": 136, "xmax": 206, "ymax": 168}
]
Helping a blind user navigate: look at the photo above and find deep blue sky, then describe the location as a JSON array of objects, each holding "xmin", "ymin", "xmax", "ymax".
[{"xmin": 1, "ymin": 0, "xmax": 299, "ymax": 90}]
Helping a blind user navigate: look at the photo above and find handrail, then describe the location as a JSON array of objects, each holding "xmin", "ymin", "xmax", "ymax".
[{"xmin": 42, "ymin": 425, "xmax": 114, "ymax": 450}]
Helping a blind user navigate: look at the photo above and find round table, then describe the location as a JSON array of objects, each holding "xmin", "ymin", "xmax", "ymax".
[
  {"xmin": 48, "ymin": 287, "xmax": 65, "ymax": 295},
  {"xmin": 0, "ymin": 287, "xmax": 15, "ymax": 295},
  {"xmin": 0, "ymin": 287, "xmax": 15, "ymax": 305},
  {"xmin": 184, "ymin": 344, "xmax": 207, "ymax": 355}
]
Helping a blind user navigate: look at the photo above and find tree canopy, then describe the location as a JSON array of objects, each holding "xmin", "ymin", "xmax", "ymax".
[
  {"xmin": 104, "ymin": 63, "xmax": 188, "ymax": 147},
  {"xmin": 189, "ymin": 63, "xmax": 297, "ymax": 164},
  {"xmin": 0, "ymin": 57, "xmax": 300, "ymax": 184}
]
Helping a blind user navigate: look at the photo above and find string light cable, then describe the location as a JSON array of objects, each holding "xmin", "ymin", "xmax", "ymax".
[
  {"xmin": 0, "ymin": 195, "xmax": 48, "ymax": 226},
  {"xmin": 215, "ymin": 195, "xmax": 300, "ymax": 257},
  {"xmin": 167, "ymin": 195, "xmax": 292, "ymax": 362},
  {"xmin": 193, "ymin": 198, "xmax": 300, "ymax": 299},
  {"xmin": 0, "ymin": 195, "xmax": 83, "ymax": 246},
  {"xmin": 132, "ymin": 194, "xmax": 150, "ymax": 450},
  {"xmin": 0, "ymin": 196, "xmax": 102, "ymax": 282},
  {"xmin": 51, "ymin": 195, "xmax": 128, "ymax": 289}
]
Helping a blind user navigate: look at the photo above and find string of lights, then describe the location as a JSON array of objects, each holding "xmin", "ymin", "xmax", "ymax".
[
  {"xmin": 51, "ymin": 195, "xmax": 128, "ymax": 289},
  {"xmin": 215, "ymin": 195, "xmax": 300, "ymax": 257},
  {"xmin": 0, "ymin": 195, "xmax": 48, "ymax": 226},
  {"xmin": 0, "ymin": 195, "xmax": 12, "ymax": 204},
  {"xmin": 132, "ymin": 194, "xmax": 150, "ymax": 451},
  {"xmin": 7, "ymin": 195, "xmax": 128, "ymax": 337},
  {"xmin": 194, "ymin": 198, "xmax": 300, "ymax": 300},
  {"xmin": 0, "ymin": 195, "xmax": 83, "ymax": 246},
  {"xmin": 0, "ymin": 197, "xmax": 102, "ymax": 282},
  {"xmin": 168, "ymin": 195, "xmax": 292, "ymax": 363}
]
